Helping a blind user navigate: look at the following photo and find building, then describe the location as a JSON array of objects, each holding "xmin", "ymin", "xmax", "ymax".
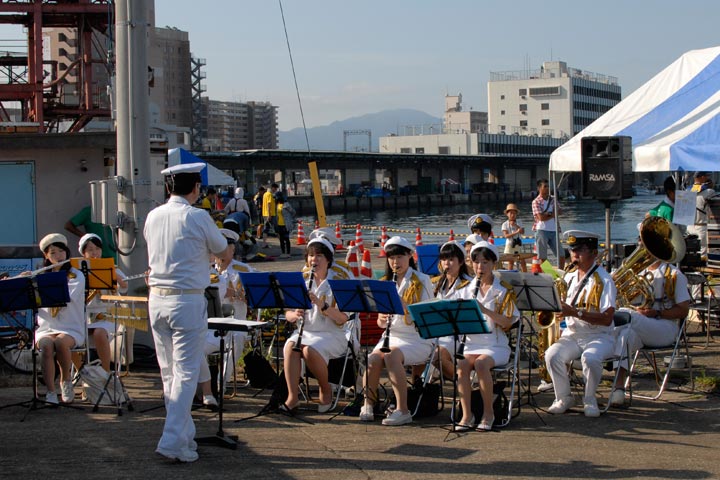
[
  {"xmin": 201, "ymin": 99, "xmax": 278, "ymax": 151},
  {"xmin": 487, "ymin": 60, "xmax": 621, "ymax": 138},
  {"xmin": 444, "ymin": 94, "xmax": 488, "ymax": 134}
]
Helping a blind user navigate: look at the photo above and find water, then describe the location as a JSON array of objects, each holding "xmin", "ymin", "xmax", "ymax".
[{"xmin": 299, "ymin": 196, "xmax": 662, "ymax": 245}]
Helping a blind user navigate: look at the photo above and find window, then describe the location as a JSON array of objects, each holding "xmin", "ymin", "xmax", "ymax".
[
  {"xmin": 519, "ymin": 104, "xmax": 527, "ymax": 111},
  {"xmin": 542, "ymin": 119, "xmax": 550, "ymax": 126},
  {"xmin": 438, "ymin": 146, "xmax": 450, "ymax": 154},
  {"xmin": 501, "ymin": 110, "xmax": 505, "ymax": 115},
  {"xmin": 530, "ymin": 86, "xmax": 561, "ymax": 96},
  {"xmin": 519, "ymin": 88, "xmax": 527, "ymax": 96},
  {"xmin": 415, "ymin": 147, "xmax": 425, "ymax": 154},
  {"xmin": 499, "ymin": 125, "xmax": 506, "ymax": 131},
  {"xmin": 500, "ymin": 95, "xmax": 505, "ymax": 100},
  {"xmin": 541, "ymin": 103, "xmax": 550, "ymax": 110},
  {"xmin": 520, "ymin": 120, "xmax": 528, "ymax": 127},
  {"xmin": 400, "ymin": 148, "xmax": 411, "ymax": 153}
]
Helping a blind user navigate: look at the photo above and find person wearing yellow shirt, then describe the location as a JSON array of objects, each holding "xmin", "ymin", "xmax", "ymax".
[{"xmin": 260, "ymin": 183, "xmax": 279, "ymax": 248}]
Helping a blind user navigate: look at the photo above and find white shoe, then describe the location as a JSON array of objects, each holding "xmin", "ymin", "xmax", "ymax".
[
  {"xmin": 537, "ymin": 380, "xmax": 553, "ymax": 393},
  {"xmin": 45, "ymin": 391, "xmax": 59, "ymax": 405},
  {"xmin": 359, "ymin": 404, "xmax": 374, "ymax": 422},
  {"xmin": 547, "ymin": 396, "xmax": 574, "ymax": 414},
  {"xmin": 60, "ymin": 381, "xmax": 75, "ymax": 403},
  {"xmin": 609, "ymin": 388, "xmax": 626, "ymax": 407},
  {"xmin": 584, "ymin": 398, "xmax": 600, "ymax": 417},
  {"xmin": 203, "ymin": 394, "xmax": 218, "ymax": 408},
  {"xmin": 382, "ymin": 409, "xmax": 412, "ymax": 426}
]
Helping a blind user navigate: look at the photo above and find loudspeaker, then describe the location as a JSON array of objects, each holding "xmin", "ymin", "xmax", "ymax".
[{"xmin": 580, "ymin": 136, "xmax": 633, "ymax": 200}]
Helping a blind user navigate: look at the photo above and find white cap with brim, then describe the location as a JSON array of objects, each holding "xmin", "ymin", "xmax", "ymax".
[
  {"xmin": 160, "ymin": 162, "xmax": 206, "ymax": 176},
  {"xmin": 563, "ymin": 230, "xmax": 600, "ymax": 250},
  {"xmin": 40, "ymin": 233, "xmax": 68, "ymax": 252},
  {"xmin": 78, "ymin": 233, "xmax": 102, "ymax": 254},
  {"xmin": 384, "ymin": 235, "xmax": 415, "ymax": 253},
  {"xmin": 470, "ymin": 240, "xmax": 499, "ymax": 261},
  {"xmin": 219, "ymin": 228, "xmax": 239, "ymax": 243},
  {"xmin": 309, "ymin": 227, "xmax": 341, "ymax": 246},
  {"xmin": 235, "ymin": 187, "xmax": 244, "ymax": 197},
  {"xmin": 464, "ymin": 233, "xmax": 483, "ymax": 246},
  {"xmin": 441, "ymin": 240, "xmax": 465, "ymax": 260},
  {"xmin": 307, "ymin": 236, "xmax": 334, "ymax": 253},
  {"xmin": 467, "ymin": 213, "xmax": 493, "ymax": 231}
]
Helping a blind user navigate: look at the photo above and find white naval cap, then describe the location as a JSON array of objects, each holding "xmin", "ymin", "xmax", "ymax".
[
  {"xmin": 40, "ymin": 233, "xmax": 68, "ymax": 252},
  {"xmin": 464, "ymin": 233, "xmax": 483, "ymax": 246},
  {"xmin": 160, "ymin": 162, "xmax": 206, "ymax": 176},
  {"xmin": 563, "ymin": 230, "xmax": 600, "ymax": 250},
  {"xmin": 384, "ymin": 235, "xmax": 415, "ymax": 253},
  {"xmin": 219, "ymin": 228, "xmax": 239, "ymax": 243},
  {"xmin": 78, "ymin": 233, "xmax": 102, "ymax": 254},
  {"xmin": 234, "ymin": 187, "xmax": 244, "ymax": 198},
  {"xmin": 470, "ymin": 240, "xmax": 499, "ymax": 261},
  {"xmin": 441, "ymin": 240, "xmax": 466, "ymax": 260},
  {"xmin": 308, "ymin": 227, "xmax": 341, "ymax": 246},
  {"xmin": 307, "ymin": 236, "xmax": 335, "ymax": 253},
  {"xmin": 467, "ymin": 213, "xmax": 493, "ymax": 231}
]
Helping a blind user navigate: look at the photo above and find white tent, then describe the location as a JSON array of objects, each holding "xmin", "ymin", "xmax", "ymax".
[
  {"xmin": 550, "ymin": 46, "xmax": 720, "ymax": 173},
  {"xmin": 167, "ymin": 148, "xmax": 236, "ymax": 186}
]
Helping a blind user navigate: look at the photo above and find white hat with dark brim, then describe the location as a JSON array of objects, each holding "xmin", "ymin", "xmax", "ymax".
[
  {"xmin": 468, "ymin": 213, "xmax": 493, "ymax": 231},
  {"xmin": 384, "ymin": 235, "xmax": 415, "ymax": 253},
  {"xmin": 441, "ymin": 240, "xmax": 466, "ymax": 260},
  {"xmin": 464, "ymin": 233, "xmax": 483, "ymax": 246},
  {"xmin": 309, "ymin": 227, "xmax": 341, "ymax": 246},
  {"xmin": 470, "ymin": 240, "xmax": 499, "ymax": 261},
  {"xmin": 160, "ymin": 162, "xmax": 206, "ymax": 176},
  {"xmin": 40, "ymin": 233, "xmax": 68, "ymax": 252},
  {"xmin": 219, "ymin": 228, "xmax": 239, "ymax": 243},
  {"xmin": 78, "ymin": 233, "xmax": 102, "ymax": 254},
  {"xmin": 563, "ymin": 230, "xmax": 600, "ymax": 250},
  {"xmin": 307, "ymin": 236, "xmax": 334, "ymax": 252}
]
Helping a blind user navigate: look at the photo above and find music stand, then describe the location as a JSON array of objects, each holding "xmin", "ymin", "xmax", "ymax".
[
  {"xmin": 498, "ymin": 271, "xmax": 561, "ymax": 422},
  {"xmin": 416, "ymin": 244, "xmax": 440, "ymax": 276},
  {"xmin": 70, "ymin": 257, "xmax": 116, "ymax": 290},
  {"xmin": 0, "ymin": 272, "xmax": 71, "ymax": 420},
  {"xmin": 407, "ymin": 298, "xmax": 489, "ymax": 433},
  {"xmin": 237, "ymin": 272, "xmax": 311, "ymax": 419}
]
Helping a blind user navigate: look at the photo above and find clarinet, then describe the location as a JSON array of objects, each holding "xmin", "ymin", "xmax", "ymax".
[
  {"xmin": 293, "ymin": 265, "xmax": 315, "ymax": 352},
  {"xmin": 380, "ymin": 269, "xmax": 398, "ymax": 353},
  {"xmin": 456, "ymin": 275, "xmax": 482, "ymax": 360}
]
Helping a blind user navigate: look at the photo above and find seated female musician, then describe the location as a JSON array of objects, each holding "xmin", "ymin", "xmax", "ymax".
[
  {"xmin": 197, "ymin": 228, "xmax": 254, "ymax": 407},
  {"xmin": 283, "ymin": 236, "xmax": 349, "ymax": 413},
  {"xmin": 456, "ymin": 241, "xmax": 519, "ymax": 431},
  {"xmin": 78, "ymin": 233, "xmax": 128, "ymax": 372},
  {"xmin": 360, "ymin": 236, "xmax": 434, "ymax": 426},
  {"xmin": 34, "ymin": 233, "xmax": 86, "ymax": 405},
  {"xmin": 433, "ymin": 241, "xmax": 474, "ymax": 380},
  {"xmin": 463, "ymin": 234, "xmax": 483, "ymax": 269}
]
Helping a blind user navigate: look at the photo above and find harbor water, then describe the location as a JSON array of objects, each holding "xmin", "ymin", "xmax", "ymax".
[{"xmin": 298, "ymin": 195, "xmax": 662, "ymax": 245}]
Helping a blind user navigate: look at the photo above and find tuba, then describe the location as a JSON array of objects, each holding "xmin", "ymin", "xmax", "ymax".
[{"xmin": 612, "ymin": 216, "xmax": 685, "ymax": 308}]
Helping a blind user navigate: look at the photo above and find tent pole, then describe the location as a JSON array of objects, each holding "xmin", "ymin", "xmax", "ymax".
[{"xmin": 552, "ymin": 170, "xmax": 561, "ymax": 268}]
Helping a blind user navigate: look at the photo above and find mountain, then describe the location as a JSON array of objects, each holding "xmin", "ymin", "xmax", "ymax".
[{"xmin": 279, "ymin": 109, "xmax": 442, "ymax": 151}]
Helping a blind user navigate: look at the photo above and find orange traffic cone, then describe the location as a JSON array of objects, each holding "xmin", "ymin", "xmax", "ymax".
[
  {"xmin": 335, "ymin": 221, "xmax": 344, "ymax": 250},
  {"xmin": 315, "ymin": 219, "xmax": 319, "ymax": 230},
  {"xmin": 360, "ymin": 249, "xmax": 373, "ymax": 279},
  {"xmin": 378, "ymin": 226, "xmax": 388, "ymax": 258},
  {"xmin": 296, "ymin": 220, "xmax": 306, "ymax": 245},
  {"xmin": 355, "ymin": 224, "xmax": 364, "ymax": 253},
  {"xmin": 531, "ymin": 255, "xmax": 542, "ymax": 274},
  {"xmin": 345, "ymin": 241, "xmax": 359, "ymax": 277},
  {"xmin": 448, "ymin": 229, "xmax": 455, "ymax": 242},
  {"xmin": 415, "ymin": 227, "xmax": 423, "ymax": 247}
]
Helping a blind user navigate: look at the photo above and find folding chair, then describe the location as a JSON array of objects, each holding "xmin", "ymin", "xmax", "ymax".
[
  {"xmin": 410, "ymin": 341, "xmax": 444, "ymax": 418},
  {"xmin": 686, "ymin": 271, "xmax": 718, "ymax": 348},
  {"xmin": 491, "ymin": 317, "xmax": 523, "ymax": 427},
  {"xmin": 626, "ymin": 315, "xmax": 693, "ymax": 400}
]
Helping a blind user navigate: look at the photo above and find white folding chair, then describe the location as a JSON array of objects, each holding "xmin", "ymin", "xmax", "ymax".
[{"xmin": 491, "ymin": 318, "xmax": 523, "ymax": 427}]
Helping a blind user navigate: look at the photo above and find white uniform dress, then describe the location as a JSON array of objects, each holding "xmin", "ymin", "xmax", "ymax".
[
  {"xmin": 546, "ymin": 265, "xmax": 617, "ymax": 403},
  {"xmin": 434, "ymin": 274, "xmax": 474, "ymax": 354},
  {"xmin": 372, "ymin": 268, "xmax": 434, "ymax": 366},
  {"xmin": 285, "ymin": 268, "xmax": 348, "ymax": 363},
  {"xmin": 616, "ymin": 264, "xmax": 690, "ymax": 366},
  {"xmin": 144, "ymin": 195, "xmax": 227, "ymax": 459},
  {"xmin": 461, "ymin": 275, "xmax": 518, "ymax": 366},
  {"xmin": 86, "ymin": 268, "xmax": 128, "ymax": 336},
  {"xmin": 36, "ymin": 267, "xmax": 86, "ymax": 347}
]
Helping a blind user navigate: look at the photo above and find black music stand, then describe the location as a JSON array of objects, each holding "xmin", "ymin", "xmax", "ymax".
[
  {"xmin": 197, "ymin": 318, "xmax": 259, "ymax": 450},
  {"xmin": 498, "ymin": 271, "xmax": 560, "ymax": 422},
  {"xmin": 328, "ymin": 279, "xmax": 405, "ymax": 419},
  {"xmin": 237, "ymin": 272, "xmax": 311, "ymax": 420},
  {"xmin": 0, "ymin": 272, "xmax": 72, "ymax": 421},
  {"xmin": 416, "ymin": 244, "xmax": 440, "ymax": 276},
  {"xmin": 408, "ymin": 298, "xmax": 489, "ymax": 433}
]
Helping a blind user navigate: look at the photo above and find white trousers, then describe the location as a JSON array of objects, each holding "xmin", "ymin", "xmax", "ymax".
[
  {"xmin": 149, "ymin": 293, "xmax": 207, "ymax": 455},
  {"xmin": 199, "ymin": 331, "xmax": 247, "ymax": 385},
  {"xmin": 546, "ymin": 332, "xmax": 614, "ymax": 403},
  {"xmin": 614, "ymin": 310, "xmax": 679, "ymax": 369}
]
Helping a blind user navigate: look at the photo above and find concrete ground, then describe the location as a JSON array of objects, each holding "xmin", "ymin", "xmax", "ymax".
[{"xmin": 0, "ymin": 237, "xmax": 718, "ymax": 479}]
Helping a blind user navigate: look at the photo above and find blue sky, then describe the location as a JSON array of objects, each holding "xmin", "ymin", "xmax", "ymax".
[{"xmin": 2, "ymin": 1, "xmax": 720, "ymax": 131}]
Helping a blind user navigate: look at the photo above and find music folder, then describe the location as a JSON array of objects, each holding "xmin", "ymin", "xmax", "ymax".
[
  {"xmin": 497, "ymin": 271, "xmax": 561, "ymax": 312},
  {"xmin": 407, "ymin": 299, "xmax": 489, "ymax": 341}
]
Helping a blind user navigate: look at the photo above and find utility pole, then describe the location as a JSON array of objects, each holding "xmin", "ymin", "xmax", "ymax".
[{"xmin": 115, "ymin": 0, "xmax": 151, "ymax": 287}]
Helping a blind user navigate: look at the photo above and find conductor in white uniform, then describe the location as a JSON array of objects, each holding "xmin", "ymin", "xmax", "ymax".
[{"xmin": 144, "ymin": 162, "xmax": 227, "ymax": 463}]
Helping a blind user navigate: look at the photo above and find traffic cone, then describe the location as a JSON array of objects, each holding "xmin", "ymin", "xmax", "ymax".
[
  {"xmin": 345, "ymin": 241, "xmax": 359, "ymax": 277},
  {"xmin": 296, "ymin": 220, "xmax": 306, "ymax": 245},
  {"xmin": 315, "ymin": 219, "xmax": 319, "ymax": 230},
  {"xmin": 355, "ymin": 224, "xmax": 364, "ymax": 254},
  {"xmin": 378, "ymin": 226, "xmax": 388, "ymax": 258},
  {"xmin": 448, "ymin": 229, "xmax": 455, "ymax": 242},
  {"xmin": 531, "ymin": 255, "xmax": 542, "ymax": 274},
  {"xmin": 415, "ymin": 227, "xmax": 423, "ymax": 247},
  {"xmin": 335, "ymin": 221, "xmax": 344, "ymax": 250},
  {"xmin": 360, "ymin": 249, "xmax": 373, "ymax": 279}
]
